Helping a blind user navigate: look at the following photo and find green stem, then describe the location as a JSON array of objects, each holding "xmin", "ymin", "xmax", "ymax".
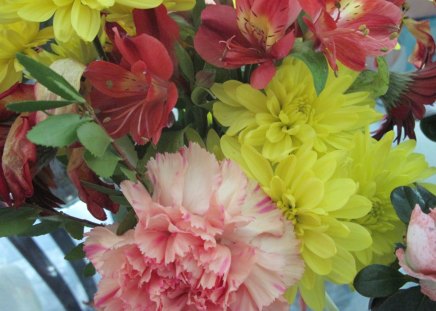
[
  {"xmin": 93, "ymin": 37, "xmax": 108, "ymax": 61},
  {"xmin": 41, "ymin": 207, "xmax": 103, "ymax": 228},
  {"xmin": 325, "ymin": 293, "xmax": 339, "ymax": 311}
]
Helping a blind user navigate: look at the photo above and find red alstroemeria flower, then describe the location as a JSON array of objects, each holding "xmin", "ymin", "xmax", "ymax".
[
  {"xmin": 133, "ymin": 5, "xmax": 179, "ymax": 60},
  {"xmin": 194, "ymin": 0, "xmax": 301, "ymax": 89},
  {"xmin": 404, "ymin": 18, "xmax": 436, "ymax": 69},
  {"xmin": 374, "ymin": 62, "xmax": 436, "ymax": 142},
  {"xmin": 67, "ymin": 148, "xmax": 119, "ymax": 221},
  {"xmin": 85, "ymin": 30, "xmax": 178, "ymax": 145},
  {"xmin": 300, "ymin": 0, "xmax": 402, "ymax": 71}
]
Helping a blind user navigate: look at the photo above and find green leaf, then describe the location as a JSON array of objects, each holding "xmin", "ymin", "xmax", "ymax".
[
  {"xmin": 0, "ymin": 207, "xmax": 39, "ymax": 237},
  {"xmin": 184, "ymin": 128, "xmax": 205, "ymax": 147},
  {"xmin": 64, "ymin": 243, "xmax": 85, "ymax": 261},
  {"xmin": 354, "ymin": 264, "xmax": 411, "ymax": 298},
  {"xmin": 84, "ymin": 148, "xmax": 120, "ymax": 178},
  {"xmin": 171, "ymin": 14, "xmax": 195, "ymax": 40},
  {"xmin": 420, "ymin": 114, "xmax": 436, "ymax": 142},
  {"xmin": 155, "ymin": 129, "xmax": 187, "ymax": 153},
  {"xmin": 192, "ymin": 0, "xmax": 206, "ymax": 29},
  {"xmin": 347, "ymin": 57, "xmax": 390, "ymax": 98},
  {"xmin": 116, "ymin": 210, "xmax": 137, "ymax": 235},
  {"xmin": 119, "ymin": 166, "xmax": 137, "ymax": 182},
  {"xmin": 191, "ymin": 87, "xmax": 214, "ymax": 110},
  {"xmin": 175, "ymin": 43, "xmax": 195, "ymax": 85},
  {"xmin": 63, "ymin": 220, "xmax": 84, "ymax": 240},
  {"xmin": 16, "ymin": 53, "xmax": 85, "ymax": 103},
  {"xmin": 390, "ymin": 184, "xmax": 436, "ymax": 224},
  {"xmin": 109, "ymin": 195, "xmax": 131, "ymax": 207},
  {"xmin": 81, "ymin": 180, "xmax": 121, "ymax": 196},
  {"xmin": 19, "ymin": 219, "xmax": 61, "ymax": 237},
  {"xmin": 77, "ymin": 122, "xmax": 113, "ymax": 157},
  {"xmin": 291, "ymin": 41, "xmax": 329, "ymax": 95},
  {"xmin": 372, "ymin": 286, "xmax": 436, "ymax": 311},
  {"xmin": 390, "ymin": 186, "xmax": 418, "ymax": 224},
  {"xmin": 114, "ymin": 136, "xmax": 138, "ymax": 169},
  {"xmin": 6, "ymin": 100, "xmax": 77, "ymax": 113},
  {"xmin": 206, "ymin": 129, "xmax": 224, "ymax": 160},
  {"xmin": 27, "ymin": 114, "xmax": 91, "ymax": 147},
  {"xmin": 83, "ymin": 262, "xmax": 96, "ymax": 277}
]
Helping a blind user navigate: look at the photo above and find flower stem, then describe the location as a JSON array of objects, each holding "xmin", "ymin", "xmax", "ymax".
[
  {"xmin": 41, "ymin": 207, "xmax": 104, "ymax": 228},
  {"xmin": 325, "ymin": 293, "xmax": 339, "ymax": 311},
  {"xmin": 93, "ymin": 37, "xmax": 108, "ymax": 61}
]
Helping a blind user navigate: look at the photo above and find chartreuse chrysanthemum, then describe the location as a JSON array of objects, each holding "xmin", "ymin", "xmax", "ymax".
[
  {"xmin": 0, "ymin": 0, "xmax": 163, "ymax": 42},
  {"xmin": 37, "ymin": 34, "xmax": 99, "ymax": 67},
  {"xmin": 347, "ymin": 131, "xmax": 436, "ymax": 267},
  {"xmin": 221, "ymin": 137, "xmax": 373, "ymax": 311},
  {"xmin": 0, "ymin": 21, "xmax": 53, "ymax": 93},
  {"xmin": 213, "ymin": 57, "xmax": 381, "ymax": 162}
]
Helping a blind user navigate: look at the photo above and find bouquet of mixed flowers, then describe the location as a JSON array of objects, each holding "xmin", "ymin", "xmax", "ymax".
[{"xmin": 1, "ymin": 0, "xmax": 436, "ymax": 310}]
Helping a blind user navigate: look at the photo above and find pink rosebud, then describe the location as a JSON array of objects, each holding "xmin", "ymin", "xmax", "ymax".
[
  {"xmin": 396, "ymin": 205, "xmax": 436, "ymax": 301},
  {"xmin": 85, "ymin": 144, "xmax": 304, "ymax": 310}
]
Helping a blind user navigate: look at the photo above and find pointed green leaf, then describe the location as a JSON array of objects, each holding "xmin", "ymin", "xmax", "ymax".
[
  {"xmin": 64, "ymin": 220, "xmax": 84, "ymax": 240},
  {"xmin": 81, "ymin": 180, "xmax": 121, "ymax": 196},
  {"xmin": 19, "ymin": 219, "xmax": 61, "ymax": 237},
  {"xmin": 64, "ymin": 243, "xmax": 85, "ymax": 261},
  {"xmin": 84, "ymin": 149, "xmax": 120, "ymax": 178},
  {"xmin": 184, "ymin": 127, "xmax": 205, "ymax": 147},
  {"xmin": 347, "ymin": 57, "xmax": 390, "ymax": 98},
  {"xmin": 27, "ymin": 114, "xmax": 91, "ymax": 147},
  {"xmin": 0, "ymin": 207, "xmax": 39, "ymax": 237},
  {"xmin": 175, "ymin": 43, "xmax": 195, "ymax": 85},
  {"xmin": 77, "ymin": 122, "xmax": 113, "ymax": 157},
  {"xmin": 116, "ymin": 210, "xmax": 137, "ymax": 235},
  {"xmin": 6, "ymin": 100, "xmax": 77, "ymax": 113},
  {"xmin": 16, "ymin": 53, "xmax": 85, "ymax": 103},
  {"xmin": 83, "ymin": 262, "xmax": 96, "ymax": 277},
  {"xmin": 291, "ymin": 41, "xmax": 329, "ymax": 95},
  {"xmin": 120, "ymin": 166, "xmax": 137, "ymax": 182},
  {"xmin": 114, "ymin": 136, "xmax": 138, "ymax": 168}
]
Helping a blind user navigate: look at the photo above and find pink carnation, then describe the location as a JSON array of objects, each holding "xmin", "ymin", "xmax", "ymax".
[{"xmin": 84, "ymin": 144, "xmax": 304, "ymax": 310}]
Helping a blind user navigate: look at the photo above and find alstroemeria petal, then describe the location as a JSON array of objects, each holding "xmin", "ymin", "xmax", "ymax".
[
  {"xmin": 85, "ymin": 61, "xmax": 147, "ymax": 98},
  {"xmin": 250, "ymin": 61, "xmax": 276, "ymax": 90}
]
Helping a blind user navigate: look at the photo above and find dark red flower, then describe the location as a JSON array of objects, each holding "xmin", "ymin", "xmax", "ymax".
[
  {"xmin": 299, "ymin": 0, "xmax": 402, "ymax": 71},
  {"xmin": 133, "ymin": 5, "xmax": 179, "ymax": 59},
  {"xmin": 1, "ymin": 113, "xmax": 37, "ymax": 206},
  {"xmin": 194, "ymin": 0, "xmax": 301, "ymax": 89},
  {"xmin": 374, "ymin": 62, "xmax": 436, "ymax": 142},
  {"xmin": 67, "ymin": 148, "xmax": 119, "ymax": 221},
  {"xmin": 85, "ymin": 30, "xmax": 178, "ymax": 145}
]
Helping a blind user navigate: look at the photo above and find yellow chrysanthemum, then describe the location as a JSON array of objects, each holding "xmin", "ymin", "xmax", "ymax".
[
  {"xmin": 37, "ymin": 34, "xmax": 99, "ymax": 67},
  {"xmin": 213, "ymin": 57, "xmax": 381, "ymax": 162},
  {"xmin": 0, "ymin": 21, "xmax": 53, "ymax": 93},
  {"xmin": 0, "ymin": 0, "xmax": 20, "ymax": 23},
  {"xmin": 347, "ymin": 131, "xmax": 436, "ymax": 267},
  {"xmin": 221, "ymin": 137, "xmax": 373, "ymax": 311},
  {"xmin": 1, "ymin": 0, "xmax": 163, "ymax": 42},
  {"xmin": 162, "ymin": 0, "xmax": 196, "ymax": 11}
]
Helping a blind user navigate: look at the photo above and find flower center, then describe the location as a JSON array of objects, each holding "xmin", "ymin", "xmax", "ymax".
[{"xmin": 356, "ymin": 197, "xmax": 397, "ymax": 232}]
